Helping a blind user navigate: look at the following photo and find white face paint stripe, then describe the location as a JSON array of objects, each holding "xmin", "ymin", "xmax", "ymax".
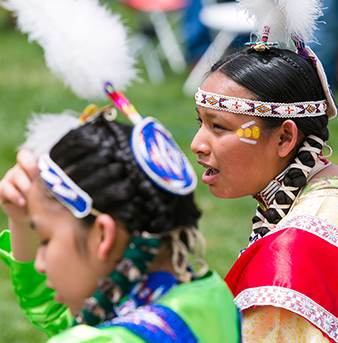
[
  {"xmin": 240, "ymin": 138, "xmax": 257, "ymax": 145},
  {"xmin": 241, "ymin": 120, "xmax": 256, "ymax": 129}
]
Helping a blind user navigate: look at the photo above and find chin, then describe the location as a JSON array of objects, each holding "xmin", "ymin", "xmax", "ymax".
[
  {"xmin": 68, "ymin": 303, "xmax": 82, "ymax": 317},
  {"xmin": 209, "ymin": 185, "xmax": 230, "ymax": 199},
  {"xmin": 209, "ymin": 185, "xmax": 248, "ymax": 199}
]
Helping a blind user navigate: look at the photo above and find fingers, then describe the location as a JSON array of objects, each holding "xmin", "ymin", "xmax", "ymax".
[
  {"xmin": 17, "ymin": 149, "xmax": 38, "ymax": 180},
  {"xmin": 0, "ymin": 176, "xmax": 26, "ymax": 207},
  {"xmin": 0, "ymin": 161, "xmax": 33, "ymax": 206}
]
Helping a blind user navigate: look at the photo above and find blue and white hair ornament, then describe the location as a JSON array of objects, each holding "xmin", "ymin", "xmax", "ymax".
[
  {"xmin": 105, "ymin": 83, "xmax": 197, "ymax": 196},
  {"xmin": 38, "ymin": 153, "xmax": 101, "ymax": 218}
]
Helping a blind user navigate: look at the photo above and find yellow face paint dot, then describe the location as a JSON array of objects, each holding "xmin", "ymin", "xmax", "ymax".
[
  {"xmin": 245, "ymin": 128, "xmax": 252, "ymax": 138},
  {"xmin": 252, "ymin": 126, "xmax": 260, "ymax": 139},
  {"xmin": 237, "ymin": 128, "xmax": 244, "ymax": 137}
]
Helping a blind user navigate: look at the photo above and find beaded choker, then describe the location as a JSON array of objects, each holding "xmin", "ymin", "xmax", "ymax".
[{"xmin": 195, "ymin": 88, "xmax": 327, "ymax": 118}]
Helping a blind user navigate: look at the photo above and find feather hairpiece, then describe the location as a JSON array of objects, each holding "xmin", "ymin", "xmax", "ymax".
[
  {"xmin": 0, "ymin": 0, "xmax": 138, "ymax": 100},
  {"xmin": 237, "ymin": 0, "xmax": 324, "ymax": 45},
  {"xmin": 236, "ymin": 0, "xmax": 337, "ymax": 118},
  {"xmin": 1, "ymin": 0, "xmax": 139, "ymax": 154}
]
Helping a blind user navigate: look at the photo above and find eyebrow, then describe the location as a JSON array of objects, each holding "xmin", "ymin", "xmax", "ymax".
[
  {"xmin": 196, "ymin": 107, "xmax": 234, "ymax": 126},
  {"xmin": 195, "ymin": 107, "xmax": 222, "ymax": 119}
]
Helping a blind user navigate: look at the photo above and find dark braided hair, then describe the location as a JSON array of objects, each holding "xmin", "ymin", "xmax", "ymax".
[
  {"xmin": 47, "ymin": 115, "xmax": 202, "ymax": 325},
  {"xmin": 50, "ymin": 116, "xmax": 201, "ymax": 234},
  {"xmin": 211, "ymin": 47, "xmax": 329, "ymax": 240}
]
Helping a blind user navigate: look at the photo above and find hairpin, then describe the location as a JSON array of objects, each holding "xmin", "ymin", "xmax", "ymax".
[
  {"xmin": 38, "ymin": 154, "xmax": 101, "ymax": 218},
  {"xmin": 244, "ymin": 26, "xmax": 278, "ymax": 52}
]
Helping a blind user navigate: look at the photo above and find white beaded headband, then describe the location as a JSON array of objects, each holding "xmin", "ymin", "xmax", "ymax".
[{"xmin": 195, "ymin": 88, "xmax": 327, "ymax": 118}]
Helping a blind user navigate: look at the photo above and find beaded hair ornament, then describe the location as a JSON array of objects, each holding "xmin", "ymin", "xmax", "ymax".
[
  {"xmin": 195, "ymin": 2, "xmax": 337, "ymax": 119},
  {"xmin": 3, "ymin": 0, "xmax": 200, "ymax": 327}
]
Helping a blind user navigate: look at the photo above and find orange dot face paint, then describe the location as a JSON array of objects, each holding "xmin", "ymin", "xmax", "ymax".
[{"xmin": 236, "ymin": 120, "xmax": 260, "ymax": 145}]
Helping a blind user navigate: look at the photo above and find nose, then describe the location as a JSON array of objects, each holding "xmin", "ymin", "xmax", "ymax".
[
  {"xmin": 190, "ymin": 128, "xmax": 210, "ymax": 156},
  {"xmin": 34, "ymin": 246, "xmax": 46, "ymax": 275}
]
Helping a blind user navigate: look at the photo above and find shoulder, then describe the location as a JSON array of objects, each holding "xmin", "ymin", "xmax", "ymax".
[
  {"xmin": 158, "ymin": 270, "xmax": 241, "ymax": 343},
  {"xmin": 159, "ymin": 269, "xmax": 234, "ymax": 306},
  {"xmin": 309, "ymin": 163, "xmax": 338, "ymax": 180}
]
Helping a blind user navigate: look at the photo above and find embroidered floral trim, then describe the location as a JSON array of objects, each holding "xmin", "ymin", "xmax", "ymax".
[
  {"xmin": 234, "ymin": 286, "xmax": 338, "ymax": 341},
  {"xmin": 272, "ymin": 214, "xmax": 338, "ymax": 248},
  {"xmin": 195, "ymin": 88, "xmax": 327, "ymax": 118}
]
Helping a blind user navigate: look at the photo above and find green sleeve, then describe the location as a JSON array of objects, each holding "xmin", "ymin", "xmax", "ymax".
[
  {"xmin": 47, "ymin": 325, "xmax": 146, "ymax": 343},
  {"xmin": 0, "ymin": 230, "xmax": 73, "ymax": 337}
]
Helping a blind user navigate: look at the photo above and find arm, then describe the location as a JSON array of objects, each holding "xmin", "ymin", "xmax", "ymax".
[{"xmin": 0, "ymin": 150, "xmax": 73, "ymax": 337}]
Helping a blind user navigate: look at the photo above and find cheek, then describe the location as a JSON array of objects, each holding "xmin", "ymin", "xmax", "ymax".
[{"xmin": 218, "ymin": 139, "xmax": 262, "ymax": 176}]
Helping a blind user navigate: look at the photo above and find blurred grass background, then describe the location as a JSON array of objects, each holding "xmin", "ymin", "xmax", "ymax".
[{"xmin": 0, "ymin": 3, "xmax": 337, "ymax": 342}]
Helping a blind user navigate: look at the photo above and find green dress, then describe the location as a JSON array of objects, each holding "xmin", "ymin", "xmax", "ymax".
[{"xmin": 0, "ymin": 230, "xmax": 241, "ymax": 343}]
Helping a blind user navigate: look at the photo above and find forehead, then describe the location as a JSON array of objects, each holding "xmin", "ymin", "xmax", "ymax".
[
  {"xmin": 200, "ymin": 71, "xmax": 256, "ymax": 100},
  {"xmin": 196, "ymin": 104, "xmax": 264, "ymax": 130}
]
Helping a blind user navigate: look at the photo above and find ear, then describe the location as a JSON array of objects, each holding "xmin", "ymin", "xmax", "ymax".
[
  {"xmin": 93, "ymin": 214, "xmax": 117, "ymax": 262},
  {"xmin": 276, "ymin": 120, "xmax": 298, "ymax": 158}
]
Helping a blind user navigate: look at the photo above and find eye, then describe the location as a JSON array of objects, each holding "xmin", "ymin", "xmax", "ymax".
[
  {"xmin": 39, "ymin": 239, "xmax": 49, "ymax": 247},
  {"xmin": 213, "ymin": 123, "xmax": 227, "ymax": 131},
  {"xmin": 195, "ymin": 117, "xmax": 202, "ymax": 127}
]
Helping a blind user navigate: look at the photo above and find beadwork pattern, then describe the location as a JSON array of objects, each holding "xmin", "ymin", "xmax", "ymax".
[
  {"xmin": 195, "ymin": 88, "xmax": 327, "ymax": 118},
  {"xmin": 100, "ymin": 305, "xmax": 198, "ymax": 343},
  {"xmin": 38, "ymin": 153, "xmax": 97, "ymax": 218}
]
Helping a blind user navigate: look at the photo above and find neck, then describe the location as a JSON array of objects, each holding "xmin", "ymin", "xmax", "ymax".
[{"xmin": 146, "ymin": 240, "xmax": 177, "ymax": 276}]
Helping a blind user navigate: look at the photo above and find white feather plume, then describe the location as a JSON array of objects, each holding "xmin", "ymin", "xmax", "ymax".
[
  {"xmin": 0, "ymin": 0, "xmax": 138, "ymax": 100},
  {"xmin": 20, "ymin": 112, "xmax": 81, "ymax": 156},
  {"xmin": 237, "ymin": 0, "xmax": 324, "ymax": 44}
]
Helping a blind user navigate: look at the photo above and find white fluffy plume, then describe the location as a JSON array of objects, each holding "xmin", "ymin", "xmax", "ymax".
[
  {"xmin": 20, "ymin": 112, "xmax": 81, "ymax": 157},
  {"xmin": 0, "ymin": 0, "xmax": 137, "ymax": 100},
  {"xmin": 237, "ymin": 0, "xmax": 324, "ymax": 44}
]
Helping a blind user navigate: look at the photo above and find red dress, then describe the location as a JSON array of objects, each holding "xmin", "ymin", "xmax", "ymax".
[{"xmin": 225, "ymin": 178, "xmax": 338, "ymax": 342}]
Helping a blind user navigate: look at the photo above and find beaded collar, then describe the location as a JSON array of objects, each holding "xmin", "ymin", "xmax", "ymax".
[
  {"xmin": 96, "ymin": 271, "xmax": 178, "ymax": 324},
  {"xmin": 253, "ymin": 167, "xmax": 290, "ymax": 210}
]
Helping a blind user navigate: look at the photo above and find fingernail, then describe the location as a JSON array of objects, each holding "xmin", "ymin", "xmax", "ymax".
[{"xmin": 17, "ymin": 197, "xmax": 26, "ymax": 206}]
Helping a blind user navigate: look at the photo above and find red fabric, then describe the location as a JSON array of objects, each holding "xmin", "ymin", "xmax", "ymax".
[{"xmin": 225, "ymin": 227, "xmax": 338, "ymax": 341}]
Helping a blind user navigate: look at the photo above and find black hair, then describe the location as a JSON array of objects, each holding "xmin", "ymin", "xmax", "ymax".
[
  {"xmin": 211, "ymin": 48, "xmax": 329, "ymax": 239},
  {"xmin": 49, "ymin": 116, "xmax": 201, "ymax": 234}
]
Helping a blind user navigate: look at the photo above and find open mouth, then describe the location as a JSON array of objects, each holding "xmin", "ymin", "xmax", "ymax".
[
  {"xmin": 205, "ymin": 167, "xmax": 219, "ymax": 176},
  {"xmin": 201, "ymin": 165, "xmax": 220, "ymax": 184}
]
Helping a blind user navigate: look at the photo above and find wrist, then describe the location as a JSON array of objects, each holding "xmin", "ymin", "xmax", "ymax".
[{"xmin": 10, "ymin": 219, "xmax": 38, "ymax": 262}]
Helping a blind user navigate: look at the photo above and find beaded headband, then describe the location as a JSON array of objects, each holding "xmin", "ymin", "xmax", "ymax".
[
  {"xmin": 38, "ymin": 153, "xmax": 101, "ymax": 218},
  {"xmin": 195, "ymin": 88, "xmax": 327, "ymax": 118}
]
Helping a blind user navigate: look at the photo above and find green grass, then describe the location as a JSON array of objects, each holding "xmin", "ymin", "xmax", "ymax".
[{"xmin": 0, "ymin": 3, "xmax": 338, "ymax": 342}]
